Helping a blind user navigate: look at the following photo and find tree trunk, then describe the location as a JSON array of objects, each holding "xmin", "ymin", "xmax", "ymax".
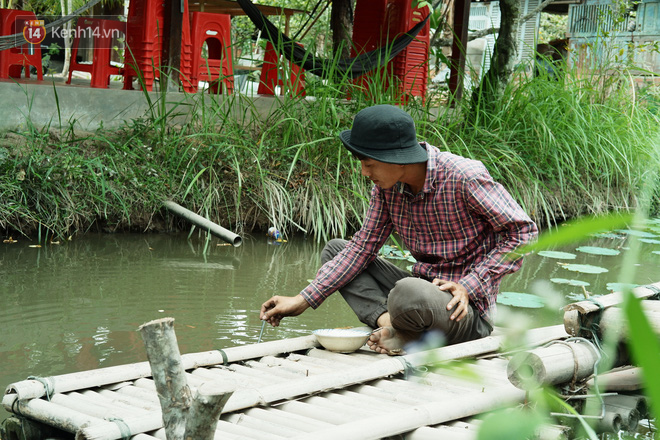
[
  {"xmin": 469, "ymin": 0, "xmax": 521, "ymax": 118},
  {"xmin": 60, "ymin": 0, "xmax": 73, "ymax": 78},
  {"xmin": 330, "ymin": 0, "xmax": 353, "ymax": 60}
]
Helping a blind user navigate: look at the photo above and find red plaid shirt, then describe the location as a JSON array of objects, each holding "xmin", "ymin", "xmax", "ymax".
[{"xmin": 300, "ymin": 144, "xmax": 538, "ymax": 323}]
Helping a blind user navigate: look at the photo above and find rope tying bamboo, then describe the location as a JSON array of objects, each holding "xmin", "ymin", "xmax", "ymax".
[
  {"xmin": 108, "ymin": 417, "xmax": 132, "ymax": 440},
  {"xmin": 395, "ymin": 356, "xmax": 415, "ymax": 380},
  {"xmin": 548, "ymin": 337, "xmax": 606, "ymax": 421},
  {"xmin": 645, "ymin": 283, "xmax": 660, "ymax": 298},
  {"xmin": 27, "ymin": 376, "xmax": 54, "ymax": 401},
  {"xmin": 547, "ymin": 340, "xmax": 581, "ymax": 388},
  {"xmin": 218, "ymin": 349, "xmax": 229, "ymax": 365},
  {"xmin": 10, "ymin": 396, "xmax": 22, "ymax": 417},
  {"xmin": 581, "ymin": 299, "xmax": 605, "ymax": 349}
]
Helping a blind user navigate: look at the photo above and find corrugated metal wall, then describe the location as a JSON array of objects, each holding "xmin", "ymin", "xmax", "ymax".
[{"xmin": 567, "ymin": 0, "xmax": 660, "ymax": 74}]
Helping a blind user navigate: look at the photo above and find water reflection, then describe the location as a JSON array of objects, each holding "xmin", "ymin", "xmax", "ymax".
[{"xmin": 1, "ymin": 227, "xmax": 659, "ymax": 421}]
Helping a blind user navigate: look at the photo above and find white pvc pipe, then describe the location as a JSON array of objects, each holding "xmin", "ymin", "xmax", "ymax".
[{"xmin": 163, "ymin": 200, "xmax": 242, "ymax": 246}]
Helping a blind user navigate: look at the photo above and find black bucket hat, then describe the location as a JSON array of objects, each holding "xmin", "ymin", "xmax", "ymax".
[{"xmin": 339, "ymin": 104, "xmax": 428, "ymax": 164}]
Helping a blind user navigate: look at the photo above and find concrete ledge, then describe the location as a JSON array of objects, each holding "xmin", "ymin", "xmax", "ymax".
[{"xmin": 0, "ymin": 79, "xmax": 289, "ymax": 132}]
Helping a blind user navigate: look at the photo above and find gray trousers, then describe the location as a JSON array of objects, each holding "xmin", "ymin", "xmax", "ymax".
[{"xmin": 322, "ymin": 239, "xmax": 492, "ymax": 345}]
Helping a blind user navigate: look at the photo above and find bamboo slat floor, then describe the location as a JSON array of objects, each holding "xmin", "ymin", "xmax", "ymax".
[
  {"xmin": 5, "ymin": 285, "xmax": 659, "ymax": 439},
  {"xmin": 2, "ymin": 326, "xmax": 574, "ymax": 440}
]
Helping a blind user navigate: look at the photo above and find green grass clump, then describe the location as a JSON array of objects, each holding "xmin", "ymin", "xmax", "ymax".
[
  {"xmin": 0, "ymin": 51, "xmax": 658, "ymax": 242},
  {"xmin": 427, "ymin": 63, "xmax": 659, "ymax": 227}
]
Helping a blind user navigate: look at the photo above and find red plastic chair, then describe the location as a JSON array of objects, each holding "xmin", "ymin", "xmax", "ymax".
[
  {"xmin": 123, "ymin": 0, "xmax": 164, "ymax": 90},
  {"xmin": 178, "ymin": 6, "xmax": 194, "ymax": 93},
  {"xmin": 0, "ymin": 8, "xmax": 43, "ymax": 80},
  {"xmin": 66, "ymin": 17, "xmax": 126, "ymax": 88},
  {"xmin": 350, "ymin": 0, "xmax": 429, "ymax": 103},
  {"xmin": 257, "ymin": 41, "xmax": 305, "ymax": 97},
  {"xmin": 189, "ymin": 12, "xmax": 233, "ymax": 94}
]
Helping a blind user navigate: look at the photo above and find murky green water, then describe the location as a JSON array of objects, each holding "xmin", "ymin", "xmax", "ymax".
[{"xmin": 1, "ymin": 224, "xmax": 659, "ymax": 423}]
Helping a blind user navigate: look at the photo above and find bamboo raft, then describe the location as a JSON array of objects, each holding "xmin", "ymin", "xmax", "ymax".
[{"xmin": 3, "ymin": 282, "xmax": 659, "ymax": 440}]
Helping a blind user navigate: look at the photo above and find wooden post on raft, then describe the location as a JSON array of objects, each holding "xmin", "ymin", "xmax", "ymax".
[
  {"xmin": 138, "ymin": 318, "xmax": 234, "ymax": 440},
  {"xmin": 184, "ymin": 383, "xmax": 234, "ymax": 440},
  {"xmin": 163, "ymin": 200, "xmax": 242, "ymax": 247}
]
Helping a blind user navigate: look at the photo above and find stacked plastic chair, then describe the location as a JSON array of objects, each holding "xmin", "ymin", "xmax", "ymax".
[
  {"xmin": 123, "ymin": 0, "xmax": 165, "ymax": 91},
  {"xmin": 178, "ymin": 6, "xmax": 195, "ymax": 93},
  {"xmin": 0, "ymin": 8, "xmax": 43, "ymax": 80},
  {"xmin": 66, "ymin": 17, "xmax": 126, "ymax": 88},
  {"xmin": 257, "ymin": 41, "xmax": 305, "ymax": 97},
  {"xmin": 387, "ymin": 1, "xmax": 430, "ymax": 102},
  {"xmin": 350, "ymin": 0, "xmax": 429, "ymax": 102},
  {"xmin": 188, "ymin": 11, "xmax": 233, "ymax": 94}
]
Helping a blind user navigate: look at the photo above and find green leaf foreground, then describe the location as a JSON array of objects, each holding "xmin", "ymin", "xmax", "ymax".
[
  {"xmin": 515, "ymin": 213, "xmax": 635, "ymax": 256},
  {"xmin": 623, "ymin": 293, "xmax": 660, "ymax": 423}
]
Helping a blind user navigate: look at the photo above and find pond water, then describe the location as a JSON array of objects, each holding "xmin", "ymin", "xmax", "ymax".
[{"xmin": 1, "ymin": 221, "xmax": 659, "ymax": 426}]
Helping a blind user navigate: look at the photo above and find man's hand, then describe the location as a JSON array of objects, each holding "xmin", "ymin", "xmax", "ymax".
[
  {"xmin": 432, "ymin": 279, "xmax": 470, "ymax": 322},
  {"xmin": 260, "ymin": 295, "xmax": 310, "ymax": 327}
]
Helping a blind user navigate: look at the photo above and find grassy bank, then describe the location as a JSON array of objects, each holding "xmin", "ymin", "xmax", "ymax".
[{"xmin": 0, "ymin": 64, "xmax": 658, "ymax": 242}]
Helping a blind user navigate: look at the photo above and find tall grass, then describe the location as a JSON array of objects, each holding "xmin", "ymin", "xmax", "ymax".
[
  {"xmin": 425, "ymin": 57, "xmax": 659, "ymax": 227},
  {"xmin": 0, "ymin": 42, "xmax": 658, "ymax": 242}
]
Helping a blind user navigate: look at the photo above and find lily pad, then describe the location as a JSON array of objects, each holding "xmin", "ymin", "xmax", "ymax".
[
  {"xmin": 615, "ymin": 229, "xmax": 659, "ymax": 238},
  {"xmin": 591, "ymin": 232, "xmax": 625, "ymax": 239},
  {"xmin": 575, "ymin": 246, "xmax": 621, "ymax": 256},
  {"xmin": 653, "ymin": 251, "xmax": 660, "ymax": 256},
  {"xmin": 538, "ymin": 251, "xmax": 576, "ymax": 260},
  {"xmin": 639, "ymin": 238, "xmax": 660, "ymax": 244},
  {"xmin": 606, "ymin": 282, "xmax": 639, "ymax": 292},
  {"xmin": 380, "ymin": 245, "xmax": 415, "ymax": 262},
  {"xmin": 550, "ymin": 278, "xmax": 591, "ymax": 287},
  {"xmin": 497, "ymin": 292, "xmax": 545, "ymax": 308},
  {"xmin": 560, "ymin": 263, "xmax": 609, "ymax": 274}
]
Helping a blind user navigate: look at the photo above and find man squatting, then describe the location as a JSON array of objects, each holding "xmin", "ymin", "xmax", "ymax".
[{"xmin": 260, "ymin": 104, "xmax": 538, "ymax": 355}]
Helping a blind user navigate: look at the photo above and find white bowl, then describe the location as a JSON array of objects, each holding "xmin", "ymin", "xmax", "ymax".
[{"xmin": 313, "ymin": 328, "xmax": 372, "ymax": 353}]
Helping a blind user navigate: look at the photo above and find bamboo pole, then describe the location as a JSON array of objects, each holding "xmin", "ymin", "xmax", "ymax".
[
  {"xmin": 587, "ymin": 367, "xmax": 643, "ymax": 391},
  {"xmin": 77, "ymin": 412, "xmax": 164, "ymax": 440},
  {"xmin": 608, "ymin": 394, "xmax": 647, "ymax": 418},
  {"xmin": 2, "ymin": 393, "xmax": 101, "ymax": 434},
  {"xmin": 604, "ymin": 404, "xmax": 639, "ymax": 431},
  {"xmin": 6, "ymin": 335, "xmax": 319, "ymax": 400},
  {"xmin": 602, "ymin": 394, "xmax": 647, "ymax": 429},
  {"xmin": 1, "ymin": 394, "xmax": 159, "ymax": 440},
  {"xmin": 139, "ymin": 318, "xmax": 193, "ymax": 440},
  {"xmin": 565, "ymin": 306, "xmax": 660, "ymax": 339},
  {"xmin": 599, "ymin": 307, "xmax": 660, "ymax": 339},
  {"xmin": 183, "ymin": 383, "xmax": 234, "ymax": 440},
  {"xmin": 288, "ymin": 385, "xmax": 526, "ymax": 440},
  {"xmin": 594, "ymin": 411, "xmax": 622, "ymax": 433},
  {"xmin": 223, "ymin": 412, "xmax": 304, "ymax": 437},
  {"xmin": 563, "ymin": 282, "xmax": 660, "ymax": 314},
  {"xmin": 163, "ymin": 200, "xmax": 242, "ymax": 247},
  {"xmin": 215, "ymin": 419, "xmax": 287, "ymax": 440},
  {"xmin": 98, "ymin": 389, "xmax": 161, "ymax": 412},
  {"xmin": 507, "ymin": 340, "xmax": 601, "ymax": 390},
  {"xmin": 245, "ymin": 407, "xmax": 332, "ymax": 432}
]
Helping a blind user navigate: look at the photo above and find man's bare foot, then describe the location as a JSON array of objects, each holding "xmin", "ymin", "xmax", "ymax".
[{"xmin": 367, "ymin": 326, "xmax": 409, "ymax": 355}]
